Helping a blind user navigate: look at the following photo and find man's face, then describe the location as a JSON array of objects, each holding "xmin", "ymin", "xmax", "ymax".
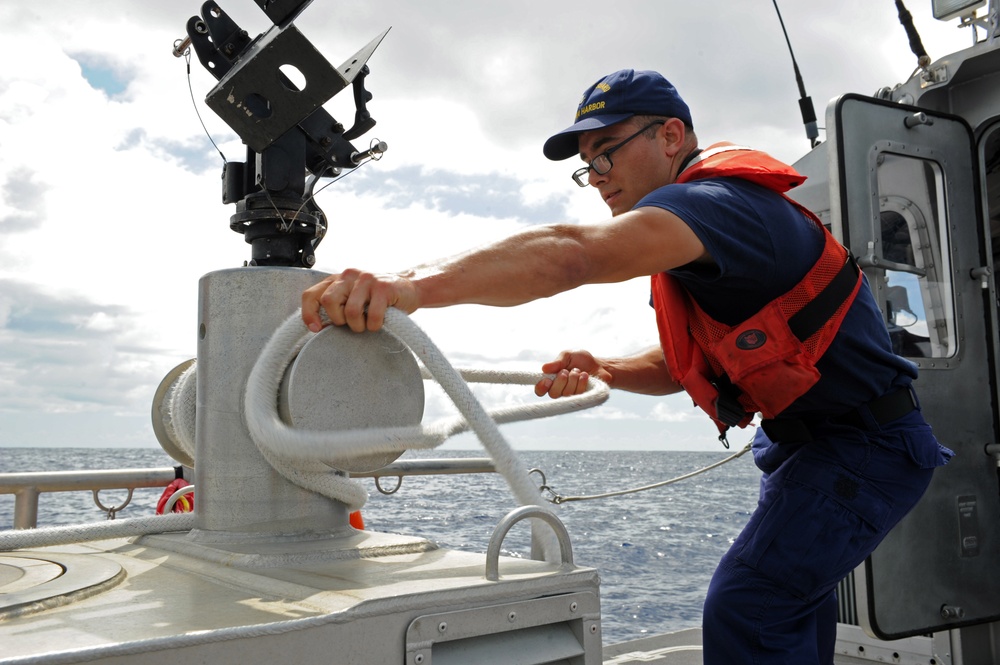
[{"xmin": 577, "ymin": 120, "xmax": 674, "ymax": 216}]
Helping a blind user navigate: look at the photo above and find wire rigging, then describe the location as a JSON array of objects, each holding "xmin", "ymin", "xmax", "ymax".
[
  {"xmin": 176, "ymin": 40, "xmax": 228, "ymax": 167},
  {"xmin": 536, "ymin": 442, "xmax": 752, "ymax": 504}
]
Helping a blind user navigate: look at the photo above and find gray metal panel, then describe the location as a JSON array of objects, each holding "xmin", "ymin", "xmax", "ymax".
[
  {"xmin": 406, "ymin": 591, "xmax": 601, "ymax": 665},
  {"xmin": 787, "ymin": 142, "xmax": 835, "ymax": 234},
  {"xmin": 829, "ymin": 94, "xmax": 1000, "ymax": 638},
  {"xmin": 196, "ymin": 267, "xmax": 350, "ymax": 534}
]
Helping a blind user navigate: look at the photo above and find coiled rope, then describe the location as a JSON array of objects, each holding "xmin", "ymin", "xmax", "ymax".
[
  {"xmin": 242, "ymin": 309, "xmax": 609, "ymax": 514},
  {"xmin": 161, "ymin": 363, "xmax": 197, "ymax": 467},
  {"xmin": 245, "ymin": 309, "xmax": 609, "ymax": 561},
  {"xmin": 0, "ymin": 309, "xmax": 608, "ymax": 555}
]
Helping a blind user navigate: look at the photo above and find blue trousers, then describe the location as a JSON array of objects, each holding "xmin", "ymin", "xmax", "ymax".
[{"xmin": 702, "ymin": 407, "xmax": 948, "ymax": 664}]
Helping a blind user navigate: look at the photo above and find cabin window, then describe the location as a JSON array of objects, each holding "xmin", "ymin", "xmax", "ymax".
[{"xmin": 875, "ymin": 152, "xmax": 956, "ymax": 359}]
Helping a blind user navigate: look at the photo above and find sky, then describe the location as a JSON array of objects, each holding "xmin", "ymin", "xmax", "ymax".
[{"xmin": 0, "ymin": 0, "xmax": 978, "ymax": 454}]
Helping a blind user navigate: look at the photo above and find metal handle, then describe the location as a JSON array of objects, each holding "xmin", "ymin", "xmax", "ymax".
[
  {"xmin": 857, "ymin": 254, "xmax": 927, "ymax": 277},
  {"xmin": 485, "ymin": 505, "xmax": 574, "ymax": 581},
  {"xmin": 904, "ymin": 111, "xmax": 934, "ymax": 128}
]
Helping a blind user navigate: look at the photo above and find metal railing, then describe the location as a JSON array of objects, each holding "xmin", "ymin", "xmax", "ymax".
[{"xmin": 0, "ymin": 458, "xmax": 497, "ymax": 530}]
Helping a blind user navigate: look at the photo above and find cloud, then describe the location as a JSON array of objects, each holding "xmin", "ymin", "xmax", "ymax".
[
  {"xmin": 0, "ymin": 168, "xmax": 47, "ymax": 233},
  {"xmin": 339, "ymin": 165, "xmax": 570, "ymax": 223},
  {"xmin": 68, "ymin": 51, "xmax": 137, "ymax": 100},
  {"xmin": 650, "ymin": 400, "xmax": 700, "ymax": 424},
  {"xmin": 116, "ymin": 127, "xmax": 227, "ymax": 175},
  {"xmin": 579, "ymin": 406, "xmax": 642, "ymax": 421},
  {"xmin": 0, "ymin": 279, "xmax": 168, "ymax": 418}
]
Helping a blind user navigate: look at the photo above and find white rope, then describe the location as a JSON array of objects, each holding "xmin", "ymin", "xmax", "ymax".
[
  {"xmin": 0, "ymin": 514, "xmax": 196, "ymax": 552},
  {"xmin": 245, "ymin": 309, "xmax": 610, "ymax": 561},
  {"xmin": 243, "ymin": 311, "xmax": 609, "ymax": 516},
  {"xmin": 164, "ymin": 363, "xmax": 197, "ymax": 463},
  {"xmin": 389, "ymin": 312, "xmax": 564, "ymax": 561}
]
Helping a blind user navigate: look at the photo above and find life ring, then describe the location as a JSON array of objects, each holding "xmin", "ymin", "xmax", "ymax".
[{"xmin": 156, "ymin": 478, "xmax": 194, "ymax": 514}]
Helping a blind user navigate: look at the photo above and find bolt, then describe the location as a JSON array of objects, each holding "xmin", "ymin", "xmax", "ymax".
[
  {"xmin": 438, "ymin": 622, "xmax": 447, "ymax": 633},
  {"xmin": 570, "ymin": 602, "xmax": 578, "ymax": 612},
  {"xmin": 941, "ymin": 605, "xmax": 965, "ymax": 620},
  {"xmin": 508, "ymin": 611, "xmax": 517, "ymax": 622},
  {"xmin": 414, "ymin": 655, "xmax": 424, "ymax": 664}
]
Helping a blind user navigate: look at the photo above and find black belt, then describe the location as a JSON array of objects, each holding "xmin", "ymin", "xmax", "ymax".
[{"xmin": 760, "ymin": 386, "xmax": 917, "ymax": 443}]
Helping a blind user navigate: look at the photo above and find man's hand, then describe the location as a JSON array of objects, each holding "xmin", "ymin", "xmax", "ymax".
[
  {"xmin": 301, "ymin": 269, "xmax": 419, "ymax": 333},
  {"xmin": 534, "ymin": 350, "xmax": 613, "ymax": 398}
]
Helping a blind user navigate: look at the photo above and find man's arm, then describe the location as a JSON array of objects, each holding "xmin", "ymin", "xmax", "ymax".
[
  {"xmin": 302, "ymin": 205, "xmax": 708, "ymax": 333},
  {"xmin": 534, "ymin": 346, "xmax": 682, "ymax": 398}
]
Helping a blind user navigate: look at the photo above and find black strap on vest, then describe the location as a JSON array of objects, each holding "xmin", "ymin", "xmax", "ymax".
[
  {"xmin": 677, "ymin": 148, "xmax": 704, "ymax": 174},
  {"xmin": 712, "ymin": 375, "xmax": 749, "ymax": 430},
  {"xmin": 711, "ymin": 251, "xmax": 860, "ymax": 429},
  {"xmin": 787, "ymin": 253, "xmax": 860, "ymax": 342}
]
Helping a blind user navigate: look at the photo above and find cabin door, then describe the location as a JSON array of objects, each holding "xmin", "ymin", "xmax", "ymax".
[{"xmin": 829, "ymin": 93, "xmax": 1000, "ymax": 639}]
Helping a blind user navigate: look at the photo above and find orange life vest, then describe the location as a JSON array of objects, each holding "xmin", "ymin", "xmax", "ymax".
[{"xmin": 650, "ymin": 144, "xmax": 862, "ymax": 436}]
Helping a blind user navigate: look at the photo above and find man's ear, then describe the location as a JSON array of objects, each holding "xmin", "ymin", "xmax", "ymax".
[{"xmin": 661, "ymin": 118, "xmax": 687, "ymax": 156}]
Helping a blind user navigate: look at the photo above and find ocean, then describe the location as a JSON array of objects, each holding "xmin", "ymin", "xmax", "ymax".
[{"xmin": 0, "ymin": 446, "xmax": 761, "ymax": 645}]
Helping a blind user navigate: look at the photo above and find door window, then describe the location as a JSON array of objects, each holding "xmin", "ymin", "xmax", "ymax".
[{"xmin": 875, "ymin": 152, "xmax": 956, "ymax": 358}]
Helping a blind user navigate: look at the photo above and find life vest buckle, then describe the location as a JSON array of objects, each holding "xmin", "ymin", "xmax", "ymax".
[{"xmin": 712, "ymin": 378, "xmax": 751, "ymax": 427}]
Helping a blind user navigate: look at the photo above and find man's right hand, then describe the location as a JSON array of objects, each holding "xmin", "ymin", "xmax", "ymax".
[
  {"xmin": 301, "ymin": 269, "xmax": 419, "ymax": 333},
  {"xmin": 534, "ymin": 350, "xmax": 613, "ymax": 398}
]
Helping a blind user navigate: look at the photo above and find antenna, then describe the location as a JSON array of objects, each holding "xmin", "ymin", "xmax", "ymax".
[{"xmin": 772, "ymin": 0, "xmax": 820, "ymax": 148}]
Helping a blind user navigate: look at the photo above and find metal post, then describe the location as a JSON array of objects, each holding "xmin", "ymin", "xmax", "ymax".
[
  {"xmin": 194, "ymin": 267, "xmax": 349, "ymax": 536},
  {"xmin": 13, "ymin": 487, "xmax": 39, "ymax": 530}
]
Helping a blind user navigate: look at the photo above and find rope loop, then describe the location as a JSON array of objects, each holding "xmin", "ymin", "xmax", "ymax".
[{"xmin": 243, "ymin": 308, "xmax": 610, "ymax": 561}]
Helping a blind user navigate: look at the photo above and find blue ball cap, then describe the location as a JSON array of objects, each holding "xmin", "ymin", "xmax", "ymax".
[{"xmin": 543, "ymin": 69, "xmax": 693, "ymax": 161}]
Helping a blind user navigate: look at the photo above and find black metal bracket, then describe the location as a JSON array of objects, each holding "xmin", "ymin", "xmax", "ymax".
[{"xmin": 183, "ymin": 1, "xmax": 389, "ymax": 267}]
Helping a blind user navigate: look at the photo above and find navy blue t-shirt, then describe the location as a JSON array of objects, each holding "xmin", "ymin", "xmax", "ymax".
[{"xmin": 636, "ymin": 177, "xmax": 917, "ymax": 419}]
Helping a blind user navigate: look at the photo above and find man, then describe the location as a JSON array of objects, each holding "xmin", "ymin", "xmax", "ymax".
[{"xmin": 302, "ymin": 69, "xmax": 951, "ymax": 664}]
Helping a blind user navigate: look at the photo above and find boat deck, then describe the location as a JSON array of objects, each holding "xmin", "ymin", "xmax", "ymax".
[
  {"xmin": 0, "ymin": 533, "xmax": 603, "ymax": 664},
  {"xmin": 603, "ymin": 628, "xmax": 913, "ymax": 664},
  {"xmin": 603, "ymin": 629, "xmax": 703, "ymax": 664}
]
